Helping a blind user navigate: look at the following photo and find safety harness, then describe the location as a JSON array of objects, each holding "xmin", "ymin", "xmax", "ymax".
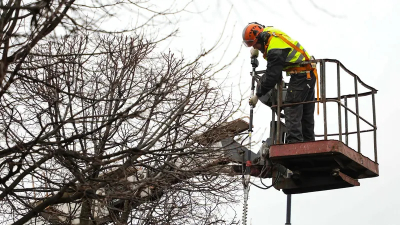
[{"xmin": 263, "ymin": 32, "xmax": 320, "ymax": 113}]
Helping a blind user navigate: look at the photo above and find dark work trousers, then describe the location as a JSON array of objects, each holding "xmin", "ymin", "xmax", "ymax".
[{"xmin": 284, "ymin": 71, "xmax": 316, "ymax": 143}]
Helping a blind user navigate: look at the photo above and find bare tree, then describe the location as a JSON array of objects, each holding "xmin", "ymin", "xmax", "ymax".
[
  {"xmin": 0, "ymin": 1, "xmax": 246, "ymax": 224},
  {"xmin": 0, "ymin": 30, "xmax": 242, "ymax": 224}
]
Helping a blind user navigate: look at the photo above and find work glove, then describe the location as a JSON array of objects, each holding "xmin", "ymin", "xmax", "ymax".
[{"xmin": 249, "ymin": 95, "xmax": 258, "ymax": 107}]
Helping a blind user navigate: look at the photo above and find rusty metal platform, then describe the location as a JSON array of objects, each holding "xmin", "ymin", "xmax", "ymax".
[{"xmin": 269, "ymin": 140, "xmax": 379, "ymax": 194}]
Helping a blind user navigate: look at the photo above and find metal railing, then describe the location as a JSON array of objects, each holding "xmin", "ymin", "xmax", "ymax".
[{"xmin": 254, "ymin": 59, "xmax": 378, "ymax": 163}]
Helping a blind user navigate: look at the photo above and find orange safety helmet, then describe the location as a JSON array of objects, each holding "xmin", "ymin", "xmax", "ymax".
[{"xmin": 242, "ymin": 22, "xmax": 265, "ymax": 47}]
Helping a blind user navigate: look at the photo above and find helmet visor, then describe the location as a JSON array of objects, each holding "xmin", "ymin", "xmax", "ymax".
[{"xmin": 243, "ymin": 39, "xmax": 255, "ymax": 47}]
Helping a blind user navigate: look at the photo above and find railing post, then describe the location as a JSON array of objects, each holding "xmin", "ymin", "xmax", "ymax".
[
  {"xmin": 320, "ymin": 60, "xmax": 327, "ymax": 140},
  {"xmin": 344, "ymin": 96, "xmax": 349, "ymax": 145},
  {"xmin": 372, "ymin": 93, "xmax": 378, "ymax": 162},
  {"xmin": 271, "ymin": 94, "xmax": 276, "ymax": 144},
  {"xmin": 354, "ymin": 76, "xmax": 361, "ymax": 153},
  {"xmin": 337, "ymin": 63, "xmax": 342, "ymax": 142},
  {"xmin": 276, "ymin": 81, "xmax": 283, "ymax": 144}
]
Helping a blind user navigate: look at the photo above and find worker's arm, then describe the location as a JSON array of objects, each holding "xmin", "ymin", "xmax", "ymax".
[{"xmin": 256, "ymin": 48, "xmax": 290, "ymax": 97}]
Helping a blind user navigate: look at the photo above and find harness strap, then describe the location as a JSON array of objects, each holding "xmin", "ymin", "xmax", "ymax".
[
  {"xmin": 274, "ymin": 33, "xmax": 310, "ymax": 61},
  {"xmin": 274, "ymin": 32, "xmax": 320, "ymax": 114},
  {"xmin": 264, "ymin": 31, "xmax": 320, "ymax": 114},
  {"xmin": 286, "ymin": 65, "xmax": 320, "ymax": 114},
  {"xmin": 263, "ymin": 35, "xmax": 273, "ymax": 59}
]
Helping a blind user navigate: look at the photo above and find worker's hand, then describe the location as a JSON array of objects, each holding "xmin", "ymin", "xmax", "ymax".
[{"xmin": 249, "ymin": 95, "xmax": 258, "ymax": 107}]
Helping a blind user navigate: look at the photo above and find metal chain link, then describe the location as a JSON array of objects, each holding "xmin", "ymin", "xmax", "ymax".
[{"xmin": 242, "ymin": 185, "xmax": 250, "ymax": 225}]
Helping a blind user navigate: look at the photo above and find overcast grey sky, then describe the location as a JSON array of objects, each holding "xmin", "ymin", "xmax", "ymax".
[{"xmin": 160, "ymin": 0, "xmax": 400, "ymax": 224}]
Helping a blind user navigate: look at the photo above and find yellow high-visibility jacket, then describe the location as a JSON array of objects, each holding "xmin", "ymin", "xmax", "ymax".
[{"xmin": 262, "ymin": 27, "xmax": 311, "ymax": 70}]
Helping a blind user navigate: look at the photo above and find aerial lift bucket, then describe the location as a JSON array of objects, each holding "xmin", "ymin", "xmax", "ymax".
[
  {"xmin": 228, "ymin": 58, "xmax": 380, "ymax": 194},
  {"xmin": 257, "ymin": 58, "xmax": 379, "ymax": 194}
]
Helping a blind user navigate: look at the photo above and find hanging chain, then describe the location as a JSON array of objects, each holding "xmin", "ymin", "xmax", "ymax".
[{"xmin": 242, "ymin": 183, "xmax": 250, "ymax": 225}]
